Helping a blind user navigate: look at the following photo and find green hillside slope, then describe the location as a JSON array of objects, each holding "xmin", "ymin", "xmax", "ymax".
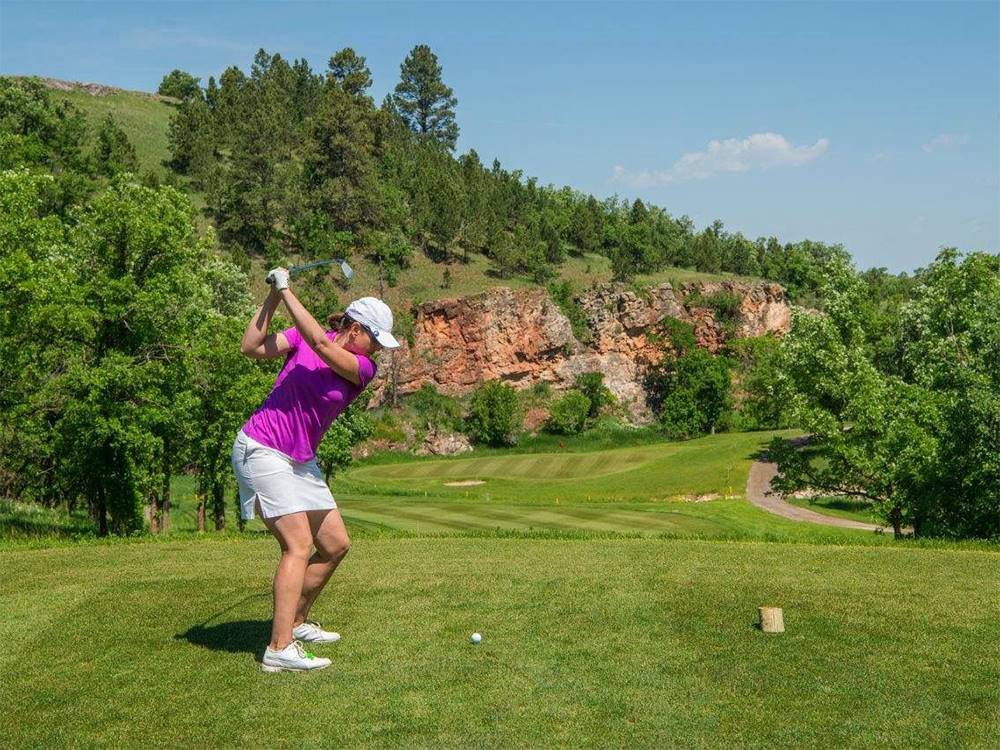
[{"xmin": 52, "ymin": 86, "xmax": 176, "ymax": 177}]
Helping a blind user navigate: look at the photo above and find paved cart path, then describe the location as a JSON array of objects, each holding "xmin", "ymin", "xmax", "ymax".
[{"xmin": 746, "ymin": 459, "xmax": 889, "ymax": 532}]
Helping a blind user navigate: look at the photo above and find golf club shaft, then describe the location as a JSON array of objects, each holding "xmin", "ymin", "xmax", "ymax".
[
  {"xmin": 290, "ymin": 259, "xmax": 346, "ymax": 274},
  {"xmin": 266, "ymin": 258, "xmax": 353, "ymax": 285}
]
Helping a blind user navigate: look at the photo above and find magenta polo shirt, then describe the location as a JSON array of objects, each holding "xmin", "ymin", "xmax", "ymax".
[{"xmin": 242, "ymin": 326, "xmax": 376, "ymax": 462}]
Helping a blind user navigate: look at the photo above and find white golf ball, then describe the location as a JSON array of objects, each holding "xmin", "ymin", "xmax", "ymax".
[{"xmin": 471, "ymin": 632, "xmax": 482, "ymax": 644}]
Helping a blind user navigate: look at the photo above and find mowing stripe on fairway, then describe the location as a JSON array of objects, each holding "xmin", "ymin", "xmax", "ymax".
[
  {"xmin": 353, "ymin": 445, "xmax": 660, "ymax": 483},
  {"xmin": 339, "ymin": 500, "xmax": 730, "ymax": 535}
]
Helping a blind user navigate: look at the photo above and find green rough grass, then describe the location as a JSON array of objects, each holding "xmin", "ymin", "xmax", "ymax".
[
  {"xmin": 786, "ymin": 495, "xmax": 877, "ymax": 524},
  {"xmin": 250, "ymin": 247, "xmax": 752, "ymax": 327},
  {"xmin": 2, "ymin": 535, "xmax": 997, "ymax": 747},
  {"xmin": 0, "ymin": 499, "xmax": 94, "ymax": 539},
  {"xmin": 53, "ymin": 88, "xmax": 176, "ymax": 177}
]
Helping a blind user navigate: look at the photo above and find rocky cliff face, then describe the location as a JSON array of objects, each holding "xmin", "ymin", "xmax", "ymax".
[{"xmin": 370, "ymin": 281, "xmax": 790, "ymax": 422}]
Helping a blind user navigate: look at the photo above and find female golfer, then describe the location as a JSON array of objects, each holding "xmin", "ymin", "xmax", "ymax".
[{"xmin": 231, "ymin": 266, "xmax": 399, "ymax": 673}]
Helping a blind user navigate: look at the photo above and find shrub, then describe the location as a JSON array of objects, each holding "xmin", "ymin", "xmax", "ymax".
[
  {"xmin": 316, "ymin": 390, "xmax": 373, "ymax": 481},
  {"xmin": 530, "ymin": 380, "xmax": 551, "ymax": 399},
  {"xmin": 646, "ymin": 347, "xmax": 733, "ymax": 438},
  {"xmin": 466, "ymin": 380, "xmax": 521, "ymax": 446},
  {"xmin": 726, "ymin": 335, "xmax": 790, "ymax": 429},
  {"xmin": 686, "ymin": 290, "xmax": 743, "ymax": 335},
  {"xmin": 408, "ymin": 382, "xmax": 463, "ymax": 431},
  {"xmin": 547, "ymin": 280, "xmax": 592, "ymax": 344},
  {"xmin": 545, "ymin": 390, "xmax": 591, "ymax": 435},
  {"xmin": 573, "ymin": 372, "xmax": 615, "ymax": 419},
  {"xmin": 657, "ymin": 390, "xmax": 703, "ymax": 440},
  {"xmin": 659, "ymin": 318, "xmax": 697, "ymax": 354},
  {"xmin": 370, "ymin": 410, "xmax": 407, "ymax": 444}
]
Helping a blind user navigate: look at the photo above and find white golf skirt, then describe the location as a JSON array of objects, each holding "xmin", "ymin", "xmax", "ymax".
[{"xmin": 231, "ymin": 430, "xmax": 337, "ymax": 521}]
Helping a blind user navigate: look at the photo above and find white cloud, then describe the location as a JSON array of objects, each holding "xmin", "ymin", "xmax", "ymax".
[
  {"xmin": 922, "ymin": 133, "xmax": 969, "ymax": 152},
  {"xmin": 612, "ymin": 132, "xmax": 829, "ymax": 188}
]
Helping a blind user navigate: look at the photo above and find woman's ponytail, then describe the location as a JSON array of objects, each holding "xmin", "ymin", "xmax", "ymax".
[{"xmin": 326, "ymin": 311, "xmax": 350, "ymax": 331}]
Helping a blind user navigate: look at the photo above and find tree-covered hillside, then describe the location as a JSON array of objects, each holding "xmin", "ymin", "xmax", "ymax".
[
  {"xmin": 158, "ymin": 46, "xmax": 866, "ymax": 309},
  {"xmin": 31, "ymin": 48, "xmax": 914, "ymax": 317}
]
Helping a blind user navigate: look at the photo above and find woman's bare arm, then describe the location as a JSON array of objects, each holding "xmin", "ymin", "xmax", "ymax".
[
  {"xmin": 278, "ymin": 288, "xmax": 362, "ymax": 385},
  {"xmin": 241, "ymin": 287, "xmax": 292, "ymax": 359}
]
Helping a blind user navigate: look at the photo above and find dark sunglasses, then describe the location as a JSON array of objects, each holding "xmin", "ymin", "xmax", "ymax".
[{"xmin": 348, "ymin": 317, "xmax": 382, "ymax": 349}]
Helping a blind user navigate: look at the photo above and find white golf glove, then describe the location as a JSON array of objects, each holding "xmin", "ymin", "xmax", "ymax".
[{"xmin": 266, "ymin": 267, "xmax": 290, "ymax": 291}]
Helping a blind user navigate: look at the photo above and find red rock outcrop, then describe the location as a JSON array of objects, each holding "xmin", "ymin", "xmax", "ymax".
[{"xmin": 370, "ymin": 281, "xmax": 790, "ymax": 422}]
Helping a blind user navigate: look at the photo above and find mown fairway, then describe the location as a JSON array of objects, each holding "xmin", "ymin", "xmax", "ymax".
[
  {"xmin": 343, "ymin": 432, "xmax": 752, "ymax": 500},
  {"xmin": 331, "ymin": 431, "xmax": 885, "ymax": 543},
  {"xmin": 2, "ymin": 535, "xmax": 998, "ymax": 748},
  {"xmin": 151, "ymin": 431, "xmax": 881, "ymax": 543}
]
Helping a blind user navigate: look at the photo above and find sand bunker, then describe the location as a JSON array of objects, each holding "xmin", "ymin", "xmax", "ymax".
[{"xmin": 444, "ymin": 480, "xmax": 486, "ymax": 487}]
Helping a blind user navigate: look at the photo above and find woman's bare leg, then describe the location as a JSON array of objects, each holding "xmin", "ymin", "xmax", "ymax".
[
  {"xmin": 294, "ymin": 509, "xmax": 351, "ymax": 626},
  {"xmin": 259, "ymin": 505, "xmax": 314, "ymax": 650}
]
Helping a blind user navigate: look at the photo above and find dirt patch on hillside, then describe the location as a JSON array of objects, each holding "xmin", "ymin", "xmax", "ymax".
[{"xmin": 27, "ymin": 76, "xmax": 178, "ymax": 102}]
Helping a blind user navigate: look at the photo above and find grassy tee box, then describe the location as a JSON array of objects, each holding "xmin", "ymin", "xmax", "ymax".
[{"xmin": 1, "ymin": 536, "xmax": 997, "ymax": 747}]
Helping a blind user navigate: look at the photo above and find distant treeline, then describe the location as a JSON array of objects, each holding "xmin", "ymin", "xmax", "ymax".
[{"xmin": 162, "ymin": 46, "xmax": 905, "ymax": 304}]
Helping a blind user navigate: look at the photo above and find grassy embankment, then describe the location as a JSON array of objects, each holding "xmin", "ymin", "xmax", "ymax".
[{"xmin": 2, "ymin": 430, "xmax": 882, "ymax": 546}]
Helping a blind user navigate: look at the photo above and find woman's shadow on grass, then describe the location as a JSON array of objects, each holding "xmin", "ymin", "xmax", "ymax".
[
  {"xmin": 177, "ymin": 620, "xmax": 271, "ymax": 656},
  {"xmin": 175, "ymin": 593, "xmax": 270, "ymax": 657}
]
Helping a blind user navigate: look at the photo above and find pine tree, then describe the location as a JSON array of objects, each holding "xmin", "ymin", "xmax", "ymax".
[
  {"xmin": 571, "ymin": 196, "xmax": 603, "ymax": 253},
  {"xmin": 205, "ymin": 76, "xmax": 219, "ymax": 110},
  {"xmin": 392, "ymin": 44, "xmax": 459, "ymax": 151},
  {"xmin": 218, "ymin": 50, "xmax": 297, "ymax": 255},
  {"xmin": 94, "ymin": 114, "xmax": 138, "ymax": 176},
  {"xmin": 629, "ymin": 197, "xmax": 649, "ymax": 225},
  {"xmin": 213, "ymin": 66, "xmax": 247, "ymax": 144},
  {"xmin": 328, "ymin": 48, "xmax": 373, "ymax": 98},
  {"xmin": 291, "ymin": 58, "xmax": 323, "ymax": 124},
  {"xmin": 167, "ymin": 99, "xmax": 213, "ymax": 178},
  {"xmin": 304, "ymin": 79, "xmax": 383, "ymax": 238}
]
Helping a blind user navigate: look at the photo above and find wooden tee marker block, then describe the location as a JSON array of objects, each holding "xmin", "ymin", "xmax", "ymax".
[{"xmin": 758, "ymin": 607, "xmax": 785, "ymax": 633}]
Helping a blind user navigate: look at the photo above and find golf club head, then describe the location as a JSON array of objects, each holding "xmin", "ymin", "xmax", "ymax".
[{"xmin": 340, "ymin": 260, "xmax": 354, "ymax": 280}]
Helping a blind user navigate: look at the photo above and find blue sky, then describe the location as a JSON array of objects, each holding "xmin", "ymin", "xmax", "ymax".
[{"xmin": 2, "ymin": 1, "xmax": 997, "ymax": 272}]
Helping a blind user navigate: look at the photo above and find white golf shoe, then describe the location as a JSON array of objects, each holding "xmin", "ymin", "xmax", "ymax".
[
  {"xmin": 260, "ymin": 639, "xmax": 331, "ymax": 673},
  {"xmin": 292, "ymin": 619, "xmax": 342, "ymax": 644}
]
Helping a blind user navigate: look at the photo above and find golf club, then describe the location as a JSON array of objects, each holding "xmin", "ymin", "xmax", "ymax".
[{"xmin": 266, "ymin": 258, "xmax": 354, "ymax": 285}]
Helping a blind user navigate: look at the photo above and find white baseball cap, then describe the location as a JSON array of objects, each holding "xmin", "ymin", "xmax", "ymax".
[{"xmin": 345, "ymin": 297, "xmax": 400, "ymax": 349}]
